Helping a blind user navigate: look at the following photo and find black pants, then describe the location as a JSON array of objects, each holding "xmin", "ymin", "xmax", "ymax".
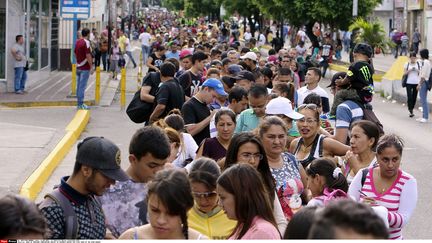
[
  {"xmin": 406, "ymin": 84, "xmax": 418, "ymax": 113},
  {"xmin": 94, "ymin": 48, "xmax": 101, "ymax": 67}
]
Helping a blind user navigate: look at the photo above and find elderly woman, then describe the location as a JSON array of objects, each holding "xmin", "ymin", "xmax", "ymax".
[{"xmin": 348, "ymin": 134, "xmax": 418, "ymax": 240}]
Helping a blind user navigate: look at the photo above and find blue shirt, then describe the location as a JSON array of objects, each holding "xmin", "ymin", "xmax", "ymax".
[
  {"xmin": 335, "ymin": 100, "xmax": 364, "ymax": 129},
  {"xmin": 165, "ymin": 51, "xmax": 180, "ymax": 60},
  {"xmin": 235, "ymin": 108, "xmax": 261, "ymax": 133}
]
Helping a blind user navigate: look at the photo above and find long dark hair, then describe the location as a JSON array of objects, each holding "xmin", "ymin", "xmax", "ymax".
[
  {"xmin": 306, "ymin": 158, "xmax": 348, "ymax": 193},
  {"xmin": 350, "ymin": 120, "xmax": 380, "ymax": 151},
  {"xmin": 217, "ymin": 164, "xmax": 278, "ymax": 239},
  {"xmin": 224, "ymin": 132, "xmax": 276, "ymax": 203},
  {"xmin": 189, "ymin": 157, "xmax": 221, "ymax": 190},
  {"xmin": 147, "ymin": 169, "xmax": 194, "ymax": 239}
]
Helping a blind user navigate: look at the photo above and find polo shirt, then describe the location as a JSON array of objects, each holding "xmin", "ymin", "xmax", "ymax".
[
  {"xmin": 234, "ymin": 108, "xmax": 261, "ymax": 133},
  {"xmin": 74, "ymin": 38, "xmax": 91, "ymax": 70}
]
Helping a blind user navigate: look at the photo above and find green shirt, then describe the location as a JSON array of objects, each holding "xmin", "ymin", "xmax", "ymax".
[{"xmin": 235, "ymin": 108, "xmax": 261, "ymax": 133}]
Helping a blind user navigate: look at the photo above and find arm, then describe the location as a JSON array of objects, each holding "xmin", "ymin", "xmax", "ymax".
[
  {"xmin": 146, "ymin": 56, "xmax": 158, "ymax": 71},
  {"xmin": 10, "ymin": 47, "xmax": 22, "ymax": 61},
  {"xmin": 323, "ymin": 137, "xmax": 350, "ymax": 156},
  {"xmin": 39, "ymin": 205, "xmax": 66, "ymax": 239},
  {"xmin": 347, "ymin": 169, "xmax": 363, "ymax": 201},
  {"xmin": 195, "ymin": 141, "xmax": 205, "ymax": 159},
  {"xmin": 273, "ymin": 193, "xmax": 288, "ymax": 234},
  {"xmin": 140, "ymin": 86, "xmax": 154, "ymax": 103},
  {"xmin": 149, "ymin": 104, "xmax": 166, "ymax": 123},
  {"xmin": 185, "ymin": 113, "xmax": 215, "ymax": 136},
  {"xmin": 387, "ymin": 178, "xmax": 418, "ymax": 229},
  {"xmin": 288, "ymin": 137, "xmax": 300, "ymax": 154}
]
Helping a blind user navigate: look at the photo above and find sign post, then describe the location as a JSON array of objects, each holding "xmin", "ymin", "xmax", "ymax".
[{"xmin": 60, "ymin": 0, "xmax": 90, "ymax": 97}]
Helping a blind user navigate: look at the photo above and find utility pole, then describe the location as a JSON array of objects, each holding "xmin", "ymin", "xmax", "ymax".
[{"xmin": 353, "ymin": 0, "xmax": 358, "ymax": 17}]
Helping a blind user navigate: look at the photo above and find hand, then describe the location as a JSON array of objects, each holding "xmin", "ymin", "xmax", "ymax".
[
  {"xmin": 417, "ymin": 84, "xmax": 421, "ymax": 91},
  {"xmin": 362, "ymin": 196, "xmax": 378, "ymax": 206},
  {"xmin": 344, "ymin": 150, "xmax": 358, "ymax": 167},
  {"xmin": 335, "ymin": 77, "xmax": 345, "ymax": 87},
  {"xmin": 324, "ymin": 126, "xmax": 334, "ymax": 135}
]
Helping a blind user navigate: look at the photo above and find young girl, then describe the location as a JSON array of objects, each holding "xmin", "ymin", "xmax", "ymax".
[
  {"xmin": 110, "ymin": 41, "xmax": 121, "ymax": 79},
  {"xmin": 305, "ymin": 158, "xmax": 349, "ymax": 207},
  {"xmin": 119, "ymin": 169, "xmax": 206, "ymax": 239},
  {"xmin": 217, "ymin": 164, "xmax": 281, "ymax": 239}
]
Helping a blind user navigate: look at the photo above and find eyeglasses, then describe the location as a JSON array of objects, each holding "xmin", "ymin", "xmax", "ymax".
[
  {"xmin": 297, "ymin": 118, "xmax": 318, "ymax": 125},
  {"xmin": 298, "ymin": 103, "xmax": 319, "ymax": 111},
  {"xmin": 240, "ymin": 153, "xmax": 264, "ymax": 161},
  {"xmin": 192, "ymin": 191, "xmax": 218, "ymax": 199}
]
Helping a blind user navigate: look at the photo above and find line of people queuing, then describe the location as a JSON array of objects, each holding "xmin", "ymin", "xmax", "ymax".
[{"xmin": 0, "ymin": 15, "xmax": 419, "ymax": 241}]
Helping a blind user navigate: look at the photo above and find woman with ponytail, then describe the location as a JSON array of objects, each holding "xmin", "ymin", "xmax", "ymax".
[
  {"xmin": 305, "ymin": 158, "xmax": 349, "ymax": 207},
  {"xmin": 119, "ymin": 169, "xmax": 206, "ymax": 239}
]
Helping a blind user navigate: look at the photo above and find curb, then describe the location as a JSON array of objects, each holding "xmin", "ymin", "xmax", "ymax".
[
  {"xmin": 20, "ymin": 110, "xmax": 90, "ymax": 200},
  {"xmin": 0, "ymin": 100, "xmax": 95, "ymax": 108},
  {"xmin": 329, "ymin": 63, "xmax": 384, "ymax": 82}
]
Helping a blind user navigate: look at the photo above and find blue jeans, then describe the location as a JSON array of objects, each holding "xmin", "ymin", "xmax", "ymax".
[
  {"xmin": 14, "ymin": 67, "xmax": 27, "ymax": 92},
  {"xmin": 141, "ymin": 45, "xmax": 150, "ymax": 63},
  {"xmin": 419, "ymin": 82, "xmax": 429, "ymax": 119},
  {"xmin": 76, "ymin": 69, "xmax": 90, "ymax": 106},
  {"xmin": 126, "ymin": 51, "xmax": 137, "ymax": 67}
]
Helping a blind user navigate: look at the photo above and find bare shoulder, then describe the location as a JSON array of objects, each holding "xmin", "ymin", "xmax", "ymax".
[{"xmin": 119, "ymin": 225, "xmax": 153, "ymax": 239}]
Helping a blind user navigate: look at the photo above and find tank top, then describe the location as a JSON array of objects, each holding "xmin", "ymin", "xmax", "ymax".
[
  {"xmin": 294, "ymin": 134, "xmax": 326, "ymax": 168},
  {"xmin": 132, "ymin": 227, "xmax": 204, "ymax": 239}
]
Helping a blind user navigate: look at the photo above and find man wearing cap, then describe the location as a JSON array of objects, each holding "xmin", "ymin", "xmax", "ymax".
[
  {"xmin": 181, "ymin": 78, "xmax": 227, "ymax": 145},
  {"xmin": 234, "ymin": 70, "xmax": 255, "ymax": 91},
  {"xmin": 176, "ymin": 49, "xmax": 193, "ymax": 77},
  {"xmin": 40, "ymin": 137, "xmax": 129, "ymax": 239},
  {"xmin": 266, "ymin": 97, "xmax": 303, "ymax": 146},
  {"xmin": 149, "ymin": 62, "xmax": 185, "ymax": 123},
  {"xmin": 240, "ymin": 51, "xmax": 260, "ymax": 78}
]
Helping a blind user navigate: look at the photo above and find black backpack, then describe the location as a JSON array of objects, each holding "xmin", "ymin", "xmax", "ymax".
[
  {"xmin": 38, "ymin": 188, "xmax": 78, "ymax": 239},
  {"xmin": 126, "ymin": 72, "xmax": 159, "ymax": 123}
]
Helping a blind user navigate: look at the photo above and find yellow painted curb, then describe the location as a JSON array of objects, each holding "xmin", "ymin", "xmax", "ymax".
[
  {"xmin": 329, "ymin": 63, "xmax": 384, "ymax": 82},
  {"xmin": 0, "ymin": 100, "xmax": 95, "ymax": 108},
  {"xmin": 382, "ymin": 56, "xmax": 409, "ymax": 81},
  {"xmin": 20, "ymin": 110, "xmax": 90, "ymax": 200}
]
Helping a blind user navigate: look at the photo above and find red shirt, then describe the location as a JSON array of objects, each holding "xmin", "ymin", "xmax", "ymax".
[{"xmin": 74, "ymin": 38, "xmax": 91, "ymax": 70}]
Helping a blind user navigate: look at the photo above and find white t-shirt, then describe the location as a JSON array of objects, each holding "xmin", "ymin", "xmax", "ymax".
[
  {"xmin": 139, "ymin": 32, "xmax": 151, "ymax": 46},
  {"xmin": 296, "ymin": 85, "xmax": 329, "ymax": 106},
  {"xmin": 125, "ymin": 38, "xmax": 132, "ymax": 52},
  {"xmin": 404, "ymin": 62, "xmax": 421, "ymax": 85},
  {"xmin": 244, "ymin": 32, "xmax": 252, "ymax": 41},
  {"xmin": 257, "ymin": 34, "xmax": 266, "ymax": 46},
  {"xmin": 420, "ymin": 59, "xmax": 431, "ymax": 81},
  {"xmin": 172, "ymin": 133, "xmax": 198, "ymax": 168}
]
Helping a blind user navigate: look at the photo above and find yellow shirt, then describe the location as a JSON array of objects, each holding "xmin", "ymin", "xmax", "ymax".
[
  {"xmin": 187, "ymin": 206, "xmax": 237, "ymax": 240},
  {"xmin": 118, "ymin": 35, "xmax": 127, "ymax": 52}
]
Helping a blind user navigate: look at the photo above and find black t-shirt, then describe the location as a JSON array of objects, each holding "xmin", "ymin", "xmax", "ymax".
[
  {"xmin": 346, "ymin": 61, "xmax": 374, "ymax": 90},
  {"xmin": 142, "ymin": 72, "xmax": 161, "ymax": 97},
  {"xmin": 181, "ymin": 97, "xmax": 210, "ymax": 145},
  {"xmin": 148, "ymin": 53, "xmax": 166, "ymax": 72},
  {"xmin": 155, "ymin": 79, "xmax": 185, "ymax": 118},
  {"xmin": 178, "ymin": 71, "xmax": 202, "ymax": 97}
]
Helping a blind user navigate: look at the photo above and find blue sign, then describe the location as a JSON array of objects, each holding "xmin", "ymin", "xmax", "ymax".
[{"xmin": 60, "ymin": 0, "xmax": 90, "ymax": 19}]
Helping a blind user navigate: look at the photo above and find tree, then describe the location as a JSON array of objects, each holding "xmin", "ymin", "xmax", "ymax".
[
  {"xmin": 221, "ymin": 0, "xmax": 262, "ymax": 36},
  {"xmin": 184, "ymin": 0, "xmax": 220, "ymax": 19},
  {"xmin": 162, "ymin": 0, "xmax": 184, "ymax": 11},
  {"xmin": 349, "ymin": 18, "xmax": 394, "ymax": 55}
]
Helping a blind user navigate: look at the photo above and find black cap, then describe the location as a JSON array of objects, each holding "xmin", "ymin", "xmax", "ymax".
[
  {"xmin": 76, "ymin": 137, "xmax": 129, "ymax": 182},
  {"xmin": 353, "ymin": 43, "xmax": 373, "ymax": 58},
  {"xmin": 327, "ymin": 72, "xmax": 348, "ymax": 88},
  {"xmin": 234, "ymin": 70, "xmax": 255, "ymax": 82}
]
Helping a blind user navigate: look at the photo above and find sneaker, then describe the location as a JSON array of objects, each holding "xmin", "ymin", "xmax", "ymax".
[
  {"xmin": 416, "ymin": 118, "xmax": 428, "ymax": 123},
  {"xmin": 15, "ymin": 90, "xmax": 23, "ymax": 94},
  {"xmin": 409, "ymin": 113, "xmax": 414, "ymax": 118},
  {"xmin": 77, "ymin": 104, "xmax": 90, "ymax": 110}
]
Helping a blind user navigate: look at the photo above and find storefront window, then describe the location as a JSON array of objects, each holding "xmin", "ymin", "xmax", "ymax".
[
  {"xmin": 29, "ymin": 0, "xmax": 39, "ymax": 70},
  {"xmin": 0, "ymin": 2, "xmax": 5, "ymax": 79}
]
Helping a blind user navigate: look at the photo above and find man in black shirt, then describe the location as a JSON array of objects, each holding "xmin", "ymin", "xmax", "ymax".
[
  {"xmin": 181, "ymin": 78, "xmax": 227, "ymax": 145},
  {"xmin": 178, "ymin": 51, "xmax": 208, "ymax": 98},
  {"xmin": 149, "ymin": 63, "xmax": 185, "ymax": 123}
]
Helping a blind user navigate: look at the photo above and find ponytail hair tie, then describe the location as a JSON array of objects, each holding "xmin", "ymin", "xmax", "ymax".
[{"xmin": 333, "ymin": 167, "xmax": 342, "ymax": 179}]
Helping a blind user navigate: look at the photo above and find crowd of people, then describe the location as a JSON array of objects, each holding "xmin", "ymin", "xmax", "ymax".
[{"xmin": 1, "ymin": 9, "xmax": 423, "ymax": 240}]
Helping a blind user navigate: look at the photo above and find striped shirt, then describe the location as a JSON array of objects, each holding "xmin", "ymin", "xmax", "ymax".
[
  {"xmin": 348, "ymin": 168, "xmax": 418, "ymax": 240},
  {"xmin": 335, "ymin": 100, "xmax": 364, "ymax": 129}
]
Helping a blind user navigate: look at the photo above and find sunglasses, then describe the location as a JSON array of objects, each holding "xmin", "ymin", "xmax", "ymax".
[
  {"xmin": 298, "ymin": 103, "xmax": 319, "ymax": 111},
  {"xmin": 192, "ymin": 191, "xmax": 218, "ymax": 199}
]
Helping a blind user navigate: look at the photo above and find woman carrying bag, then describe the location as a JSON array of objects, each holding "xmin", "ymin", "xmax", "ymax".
[{"xmin": 402, "ymin": 52, "xmax": 421, "ymax": 118}]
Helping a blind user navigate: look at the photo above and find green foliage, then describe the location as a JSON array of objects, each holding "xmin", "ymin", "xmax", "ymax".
[
  {"xmin": 184, "ymin": 0, "xmax": 220, "ymax": 18},
  {"xmin": 162, "ymin": 0, "xmax": 184, "ymax": 11},
  {"xmin": 349, "ymin": 18, "xmax": 394, "ymax": 54}
]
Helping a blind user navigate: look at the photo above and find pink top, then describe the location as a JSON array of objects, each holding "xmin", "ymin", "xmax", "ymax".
[
  {"xmin": 229, "ymin": 216, "xmax": 281, "ymax": 240},
  {"xmin": 348, "ymin": 168, "xmax": 418, "ymax": 240}
]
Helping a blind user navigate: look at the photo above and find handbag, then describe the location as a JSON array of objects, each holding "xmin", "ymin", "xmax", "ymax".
[
  {"xmin": 126, "ymin": 89, "xmax": 153, "ymax": 123},
  {"xmin": 24, "ymin": 61, "xmax": 29, "ymax": 71},
  {"xmin": 401, "ymin": 74, "xmax": 408, "ymax": 88}
]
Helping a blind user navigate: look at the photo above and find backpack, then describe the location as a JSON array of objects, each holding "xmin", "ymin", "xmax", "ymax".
[
  {"xmin": 360, "ymin": 168, "xmax": 369, "ymax": 187},
  {"xmin": 126, "ymin": 72, "xmax": 159, "ymax": 123},
  {"xmin": 315, "ymin": 188, "xmax": 348, "ymax": 206},
  {"xmin": 354, "ymin": 102, "xmax": 385, "ymax": 137},
  {"xmin": 38, "ymin": 188, "xmax": 78, "ymax": 239}
]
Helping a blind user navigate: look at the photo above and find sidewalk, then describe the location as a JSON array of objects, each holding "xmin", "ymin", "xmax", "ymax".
[{"xmin": 0, "ymin": 45, "xmax": 143, "ymax": 199}]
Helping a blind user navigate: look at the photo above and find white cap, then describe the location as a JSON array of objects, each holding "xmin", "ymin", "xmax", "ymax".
[
  {"xmin": 266, "ymin": 97, "xmax": 304, "ymax": 120},
  {"xmin": 240, "ymin": 52, "xmax": 258, "ymax": 62}
]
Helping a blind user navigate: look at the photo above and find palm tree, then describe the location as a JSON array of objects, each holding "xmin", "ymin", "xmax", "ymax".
[{"xmin": 349, "ymin": 18, "xmax": 394, "ymax": 56}]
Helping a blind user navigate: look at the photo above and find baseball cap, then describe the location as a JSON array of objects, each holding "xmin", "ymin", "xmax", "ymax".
[
  {"xmin": 266, "ymin": 97, "xmax": 304, "ymax": 120},
  {"xmin": 228, "ymin": 64, "xmax": 243, "ymax": 75},
  {"xmin": 76, "ymin": 137, "xmax": 129, "ymax": 182},
  {"xmin": 234, "ymin": 70, "xmax": 256, "ymax": 82},
  {"xmin": 179, "ymin": 49, "xmax": 193, "ymax": 59},
  {"xmin": 327, "ymin": 71, "xmax": 348, "ymax": 88},
  {"xmin": 240, "ymin": 51, "xmax": 258, "ymax": 62},
  {"xmin": 202, "ymin": 78, "xmax": 228, "ymax": 96}
]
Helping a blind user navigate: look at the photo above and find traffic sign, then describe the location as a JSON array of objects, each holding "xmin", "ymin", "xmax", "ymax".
[{"xmin": 60, "ymin": 0, "xmax": 90, "ymax": 19}]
